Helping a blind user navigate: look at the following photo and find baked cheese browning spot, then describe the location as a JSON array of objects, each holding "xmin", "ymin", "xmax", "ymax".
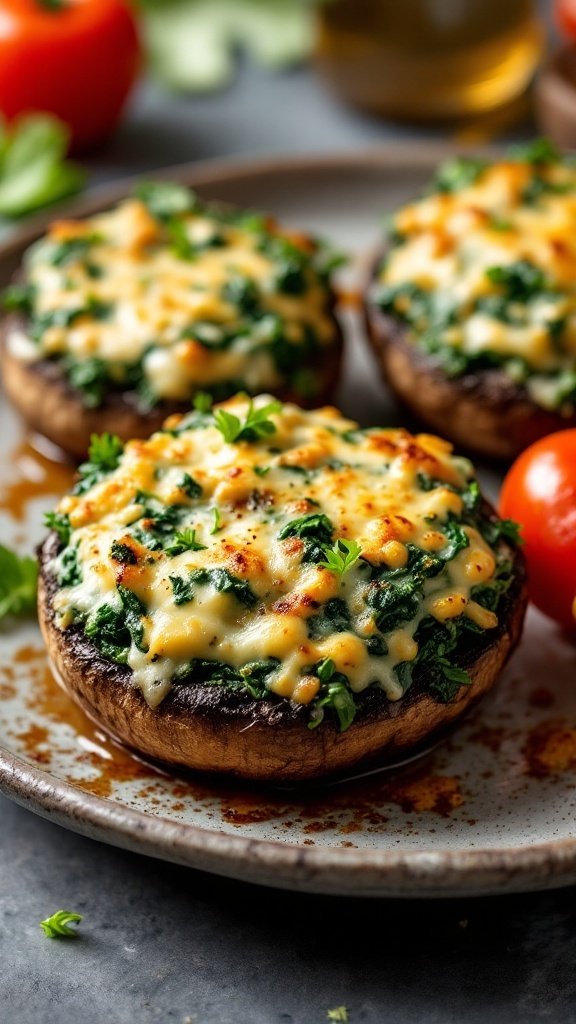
[
  {"xmin": 6, "ymin": 184, "xmax": 341, "ymax": 409},
  {"xmin": 48, "ymin": 395, "xmax": 519, "ymax": 729},
  {"xmin": 377, "ymin": 148, "xmax": 576, "ymax": 414}
]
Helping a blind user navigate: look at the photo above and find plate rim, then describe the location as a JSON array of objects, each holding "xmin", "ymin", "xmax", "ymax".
[
  {"xmin": 3, "ymin": 742, "xmax": 576, "ymax": 897},
  {"xmin": 2, "ymin": 144, "xmax": 575, "ymax": 898}
]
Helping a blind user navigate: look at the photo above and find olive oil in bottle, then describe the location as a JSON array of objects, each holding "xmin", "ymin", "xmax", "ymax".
[{"xmin": 316, "ymin": 0, "xmax": 543, "ymax": 120}]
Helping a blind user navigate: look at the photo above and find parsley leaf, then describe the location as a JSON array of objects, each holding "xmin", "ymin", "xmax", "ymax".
[
  {"xmin": 432, "ymin": 156, "xmax": 487, "ymax": 193},
  {"xmin": 214, "ymin": 398, "xmax": 282, "ymax": 444},
  {"xmin": 39, "ymin": 910, "xmax": 83, "ymax": 939},
  {"xmin": 193, "ymin": 391, "xmax": 213, "ymax": 413},
  {"xmin": 135, "ymin": 180, "xmax": 197, "ymax": 221},
  {"xmin": 165, "ymin": 528, "xmax": 207, "ymax": 556},
  {"xmin": 319, "ymin": 538, "xmax": 362, "ymax": 575},
  {"xmin": 74, "ymin": 433, "xmax": 124, "ymax": 495},
  {"xmin": 210, "ymin": 507, "xmax": 223, "ymax": 534},
  {"xmin": 509, "ymin": 138, "xmax": 561, "ymax": 164},
  {"xmin": 0, "ymin": 545, "xmax": 38, "ymax": 621}
]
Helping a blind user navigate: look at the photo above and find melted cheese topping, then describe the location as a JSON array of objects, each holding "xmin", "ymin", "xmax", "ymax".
[
  {"xmin": 51, "ymin": 395, "xmax": 504, "ymax": 710},
  {"xmin": 12, "ymin": 193, "xmax": 337, "ymax": 403},
  {"xmin": 379, "ymin": 157, "xmax": 576, "ymax": 412}
]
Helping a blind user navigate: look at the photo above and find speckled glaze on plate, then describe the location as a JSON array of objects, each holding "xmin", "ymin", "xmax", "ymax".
[{"xmin": 1, "ymin": 147, "xmax": 576, "ymax": 898}]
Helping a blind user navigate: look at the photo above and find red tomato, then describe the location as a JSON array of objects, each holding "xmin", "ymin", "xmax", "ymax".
[
  {"xmin": 557, "ymin": 0, "xmax": 576, "ymax": 39},
  {"xmin": 500, "ymin": 430, "xmax": 576, "ymax": 632},
  {"xmin": 0, "ymin": 0, "xmax": 140, "ymax": 151}
]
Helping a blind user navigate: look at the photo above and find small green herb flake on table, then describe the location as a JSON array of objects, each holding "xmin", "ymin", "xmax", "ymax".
[
  {"xmin": 0, "ymin": 545, "xmax": 38, "ymax": 621},
  {"xmin": 39, "ymin": 910, "xmax": 83, "ymax": 939},
  {"xmin": 327, "ymin": 1008, "xmax": 348, "ymax": 1022}
]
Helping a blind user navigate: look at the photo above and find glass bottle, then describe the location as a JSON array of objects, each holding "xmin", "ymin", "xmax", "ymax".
[{"xmin": 316, "ymin": 0, "xmax": 544, "ymax": 120}]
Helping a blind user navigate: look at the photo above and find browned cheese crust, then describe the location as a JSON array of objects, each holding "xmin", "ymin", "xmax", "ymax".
[
  {"xmin": 0, "ymin": 310, "xmax": 343, "ymax": 460},
  {"xmin": 38, "ymin": 534, "xmax": 527, "ymax": 783},
  {"xmin": 364, "ymin": 294, "xmax": 576, "ymax": 462}
]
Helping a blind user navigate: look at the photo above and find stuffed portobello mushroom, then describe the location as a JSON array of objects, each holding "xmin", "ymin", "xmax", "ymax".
[
  {"xmin": 1, "ymin": 182, "xmax": 343, "ymax": 458},
  {"xmin": 39, "ymin": 394, "xmax": 527, "ymax": 783},
  {"xmin": 365, "ymin": 140, "xmax": 576, "ymax": 460}
]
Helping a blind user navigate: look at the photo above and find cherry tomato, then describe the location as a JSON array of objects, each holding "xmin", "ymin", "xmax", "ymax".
[
  {"xmin": 557, "ymin": 0, "xmax": 576, "ymax": 39},
  {"xmin": 500, "ymin": 430, "xmax": 576, "ymax": 632},
  {"xmin": 0, "ymin": 0, "xmax": 140, "ymax": 151}
]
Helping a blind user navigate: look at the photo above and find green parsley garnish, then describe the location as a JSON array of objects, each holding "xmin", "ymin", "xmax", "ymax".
[
  {"xmin": 193, "ymin": 391, "xmax": 213, "ymax": 413},
  {"xmin": 39, "ymin": 910, "xmax": 83, "ymax": 939},
  {"xmin": 509, "ymin": 137, "xmax": 561, "ymax": 164},
  {"xmin": 210, "ymin": 507, "xmax": 223, "ymax": 534},
  {"xmin": 166, "ymin": 528, "xmax": 207, "ymax": 556},
  {"xmin": 319, "ymin": 538, "xmax": 362, "ymax": 575},
  {"xmin": 0, "ymin": 545, "xmax": 38, "ymax": 621},
  {"xmin": 74, "ymin": 433, "xmax": 124, "ymax": 495},
  {"xmin": 432, "ymin": 156, "xmax": 487, "ymax": 193},
  {"xmin": 134, "ymin": 180, "xmax": 197, "ymax": 221},
  {"xmin": 213, "ymin": 398, "xmax": 282, "ymax": 444}
]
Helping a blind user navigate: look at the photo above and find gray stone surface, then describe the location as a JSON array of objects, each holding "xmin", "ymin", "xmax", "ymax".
[
  {"xmin": 3, "ymin": 796, "xmax": 576, "ymax": 1024},
  {"xmin": 2, "ymin": 55, "xmax": 575, "ymax": 1024}
]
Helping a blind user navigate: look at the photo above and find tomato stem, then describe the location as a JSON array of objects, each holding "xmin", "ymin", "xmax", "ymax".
[{"xmin": 36, "ymin": 0, "xmax": 67, "ymax": 11}]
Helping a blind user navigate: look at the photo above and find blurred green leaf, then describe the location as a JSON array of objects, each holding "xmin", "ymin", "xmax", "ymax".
[
  {"xmin": 0, "ymin": 114, "xmax": 85, "ymax": 219},
  {"xmin": 137, "ymin": 0, "xmax": 318, "ymax": 92}
]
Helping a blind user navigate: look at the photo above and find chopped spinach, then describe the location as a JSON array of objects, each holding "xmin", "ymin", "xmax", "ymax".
[
  {"xmin": 64, "ymin": 355, "xmax": 109, "ymax": 409},
  {"xmin": 110, "ymin": 541, "xmax": 138, "ymax": 565},
  {"xmin": 58, "ymin": 545, "xmax": 82, "ymax": 588},
  {"xmin": 169, "ymin": 573, "xmax": 195, "ymax": 605},
  {"xmin": 485, "ymin": 260, "xmax": 549, "ymax": 302},
  {"xmin": 308, "ymin": 658, "xmax": 357, "ymax": 732},
  {"xmin": 278, "ymin": 512, "xmax": 334, "ymax": 563},
  {"xmin": 117, "ymin": 585, "xmax": 148, "ymax": 652},
  {"xmin": 221, "ymin": 274, "xmax": 261, "ymax": 316},
  {"xmin": 307, "ymin": 598, "xmax": 351, "ymax": 639},
  {"xmin": 2, "ymin": 282, "xmax": 35, "ymax": 316},
  {"xmin": 44, "ymin": 511, "xmax": 71, "ymax": 547},
  {"xmin": 85, "ymin": 601, "xmax": 131, "ymax": 664},
  {"xmin": 192, "ymin": 567, "xmax": 257, "ymax": 607},
  {"xmin": 178, "ymin": 473, "xmax": 202, "ymax": 499},
  {"xmin": 169, "ymin": 567, "xmax": 257, "ymax": 608}
]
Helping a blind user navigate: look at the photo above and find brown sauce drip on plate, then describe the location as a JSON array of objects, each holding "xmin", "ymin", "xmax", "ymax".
[
  {"xmin": 1, "ymin": 438, "xmax": 75, "ymax": 521},
  {"xmin": 524, "ymin": 720, "xmax": 576, "ymax": 777},
  {"xmin": 9, "ymin": 644, "xmax": 469, "ymax": 829}
]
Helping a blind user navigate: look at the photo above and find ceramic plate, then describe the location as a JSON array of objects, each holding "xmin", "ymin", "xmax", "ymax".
[{"xmin": 1, "ymin": 146, "xmax": 575, "ymax": 898}]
